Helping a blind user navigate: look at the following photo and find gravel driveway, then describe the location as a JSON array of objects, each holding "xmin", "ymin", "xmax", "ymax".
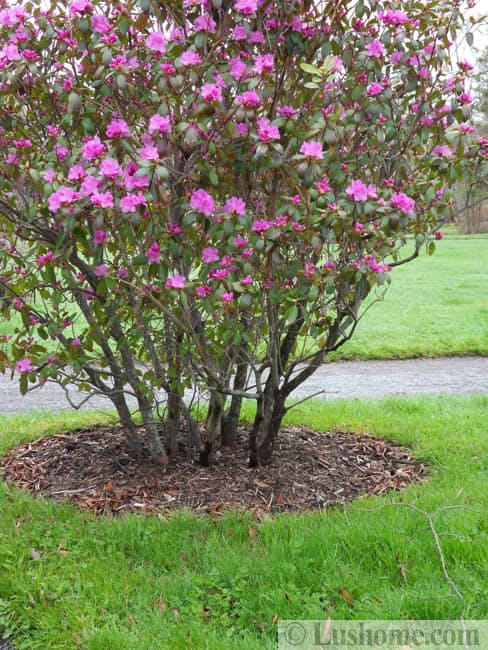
[{"xmin": 0, "ymin": 356, "xmax": 487, "ymax": 415}]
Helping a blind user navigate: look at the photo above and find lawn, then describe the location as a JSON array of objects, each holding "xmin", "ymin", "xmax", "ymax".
[
  {"xmin": 334, "ymin": 232, "xmax": 488, "ymax": 360},
  {"xmin": 1, "ymin": 395, "xmax": 487, "ymax": 649}
]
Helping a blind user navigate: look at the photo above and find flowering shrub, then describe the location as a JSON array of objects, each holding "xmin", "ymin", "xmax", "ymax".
[{"xmin": 0, "ymin": 0, "xmax": 484, "ymax": 466}]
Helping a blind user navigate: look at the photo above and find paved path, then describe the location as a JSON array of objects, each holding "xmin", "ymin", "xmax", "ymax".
[{"xmin": 0, "ymin": 356, "xmax": 487, "ymax": 415}]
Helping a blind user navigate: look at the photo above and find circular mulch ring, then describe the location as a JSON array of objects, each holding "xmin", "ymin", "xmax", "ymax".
[{"xmin": 0, "ymin": 425, "xmax": 426, "ymax": 518}]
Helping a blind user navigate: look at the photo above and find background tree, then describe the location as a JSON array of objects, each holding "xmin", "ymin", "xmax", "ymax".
[
  {"xmin": 0, "ymin": 0, "xmax": 484, "ymax": 468},
  {"xmin": 455, "ymin": 30, "xmax": 488, "ymax": 232}
]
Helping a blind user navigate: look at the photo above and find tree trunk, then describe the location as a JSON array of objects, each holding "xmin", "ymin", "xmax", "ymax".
[
  {"xmin": 139, "ymin": 399, "xmax": 168, "ymax": 464},
  {"xmin": 249, "ymin": 388, "xmax": 275, "ymax": 467},
  {"xmin": 221, "ymin": 359, "xmax": 248, "ymax": 446},
  {"xmin": 111, "ymin": 391, "xmax": 142, "ymax": 454},
  {"xmin": 258, "ymin": 394, "xmax": 286, "ymax": 464},
  {"xmin": 199, "ymin": 391, "xmax": 224, "ymax": 466},
  {"xmin": 180, "ymin": 398, "xmax": 203, "ymax": 456},
  {"xmin": 165, "ymin": 389, "xmax": 181, "ymax": 460}
]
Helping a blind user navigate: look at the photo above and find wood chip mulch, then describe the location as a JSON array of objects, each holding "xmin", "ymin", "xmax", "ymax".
[{"xmin": 0, "ymin": 425, "xmax": 426, "ymax": 518}]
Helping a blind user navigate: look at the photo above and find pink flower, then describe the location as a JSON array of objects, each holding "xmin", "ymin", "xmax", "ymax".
[
  {"xmin": 236, "ymin": 90, "xmax": 260, "ymax": 107},
  {"xmin": 367, "ymin": 82, "xmax": 383, "ymax": 96},
  {"xmin": 80, "ymin": 175, "xmax": 100, "ymax": 196},
  {"xmin": 232, "ymin": 26, "xmax": 247, "ymax": 40},
  {"xmin": 252, "ymin": 219, "xmax": 273, "ymax": 233},
  {"xmin": 94, "ymin": 264, "xmax": 109, "ymax": 277},
  {"xmin": 106, "ymin": 118, "xmax": 130, "ymax": 138},
  {"xmin": 0, "ymin": 44, "xmax": 20, "ymax": 61},
  {"xmin": 123, "ymin": 171, "xmax": 149, "ymax": 191},
  {"xmin": 366, "ymin": 40, "xmax": 385, "ymax": 58},
  {"xmin": 459, "ymin": 123, "xmax": 475, "ymax": 134},
  {"xmin": 257, "ymin": 118, "xmax": 280, "ymax": 141},
  {"xmin": 146, "ymin": 241, "xmax": 161, "ymax": 264},
  {"xmin": 71, "ymin": 337, "xmax": 81, "ymax": 346},
  {"xmin": 432, "ymin": 145, "xmax": 453, "ymax": 159},
  {"xmin": 180, "ymin": 50, "xmax": 201, "ymax": 66},
  {"xmin": 240, "ymin": 275, "xmax": 253, "ymax": 286},
  {"xmin": 458, "ymin": 92, "xmax": 473, "ymax": 105},
  {"xmin": 235, "ymin": 122, "xmax": 249, "ymax": 137},
  {"xmin": 120, "ymin": 192, "xmax": 146, "ymax": 213},
  {"xmin": 201, "ymin": 83, "xmax": 222, "ymax": 102},
  {"xmin": 0, "ymin": 6, "xmax": 26, "ymax": 27},
  {"xmin": 347, "ymin": 181, "xmax": 376, "ymax": 202},
  {"xmin": 278, "ymin": 105, "xmax": 297, "ymax": 118},
  {"xmin": 37, "ymin": 251, "xmax": 54, "ymax": 268},
  {"xmin": 99, "ymin": 158, "xmax": 122, "ymax": 178},
  {"xmin": 146, "ymin": 31, "xmax": 166, "ymax": 54},
  {"xmin": 139, "ymin": 145, "xmax": 159, "ymax": 161},
  {"xmin": 54, "ymin": 144, "xmax": 70, "ymax": 160},
  {"xmin": 202, "ymin": 247, "xmax": 220, "ymax": 263},
  {"xmin": 316, "ymin": 178, "xmax": 331, "ymax": 193},
  {"xmin": 91, "ymin": 13, "xmax": 111, "ymax": 33},
  {"xmin": 459, "ymin": 60, "xmax": 474, "ymax": 72},
  {"xmin": 43, "ymin": 169, "xmax": 56, "ymax": 183},
  {"xmin": 16, "ymin": 358, "xmax": 33, "ymax": 373},
  {"xmin": 48, "ymin": 186, "xmax": 79, "ymax": 212},
  {"xmin": 229, "ymin": 57, "xmax": 247, "ymax": 80},
  {"xmin": 221, "ymin": 291, "xmax": 234, "ymax": 302},
  {"xmin": 165, "ymin": 274, "xmax": 186, "ymax": 289},
  {"xmin": 190, "ymin": 189, "xmax": 215, "ymax": 216},
  {"xmin": 234, "ymin": 236, "xmax": 248, "ymax": 247},
  {"xmin": 235, "ymin": 0, "xmax": 257, "ymax": 15},
  {"xmin": 224, "ymin": 197, "xmax": 246, "ymax": 216},
  {"xmin": 69, "ymin": 0, "xmax": 92, "ymax": 14},
  {"xmin": 300, "ymin": 140, "xmax": 323, "ymax": 159},
  {"xmin": 196, "ymin": 285, "xmax": 211, "ymax": 297},
  {"xmin": 391, "ymin": 192, "xmax": 415, "ymax": 214},
  {"xmin": 193, "ymin": 14, "xmax": 216, "ymax": 33},
  {"xmin": 91, "ymin": 191, "xmax": 114, "ymax": 209},
  {"xmin": 379, "ymin": 9, "xmax": 410, "ymax": 26},
  {"xmin": 435, "ymin": 231, "xmax": 444, "ymax": 240},
  {"xmin": 253, "ymin": 54, "xmax": 274, "ymax": 74},
  {"xmin": 68, "ymin": 164, "xmax": 86, "ymax": 181},
  {"xmin": 82, "ymin": 136, "xmax": 106, "ymax": 160},
  {"xmin": 93, "ymin": 230, "xmax": 108, "ymax": 247},
  {"xmin": 148, "ymin": 114, "xmax": 171, "ymax": 134}
]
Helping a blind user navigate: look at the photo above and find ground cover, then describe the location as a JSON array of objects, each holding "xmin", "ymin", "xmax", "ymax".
[{"xmin": 0, "ymin": 395, "xmax": 487, "ymax": 649}]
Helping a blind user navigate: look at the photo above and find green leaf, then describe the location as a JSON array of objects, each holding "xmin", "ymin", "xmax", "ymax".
[
  {"xmin": 239, "ymin": 293, "xmax": 252, "ymax": 308},
  {"xmin": 285, "ymin": 305, "xmax": 298, "ymax": 326},
  {"xmin": 300, "ymin": 62, "xmax": 322, "ymax": 76}
]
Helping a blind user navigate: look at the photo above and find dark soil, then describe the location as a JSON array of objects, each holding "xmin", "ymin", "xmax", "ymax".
[{"xmin": 0, "ymin": 424, "xmax": 426, "ymax": 517}]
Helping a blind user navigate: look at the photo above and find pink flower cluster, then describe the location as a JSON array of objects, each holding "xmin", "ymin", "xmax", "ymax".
[
  {"xmin": 345, "ymin": 180, "xmax": 377, "ymax": 202},
  {"xmin": 190, "ymin": 189, "xmax": 215, "ymax": 216},
  {"xmin": 390, "ymin": 192, "xmax": 415, "ymax": 214}
]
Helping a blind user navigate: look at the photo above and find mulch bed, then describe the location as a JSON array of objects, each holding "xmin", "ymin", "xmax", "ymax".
[{"xmin": 0, "ymin": 425, "xmax": 426, "ymax": 518}]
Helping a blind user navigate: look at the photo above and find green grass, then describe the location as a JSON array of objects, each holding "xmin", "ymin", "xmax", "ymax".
[
  {"xmin": 333, "ymin": 233, "xmax": 488, "ymax": 359},
  {"xmin": 1, "ymin": 396, "xmax": 487, "ymax": 649}
]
